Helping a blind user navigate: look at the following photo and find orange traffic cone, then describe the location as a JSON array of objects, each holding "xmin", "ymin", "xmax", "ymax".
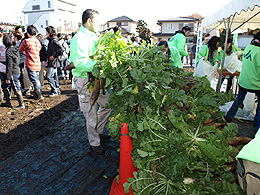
[{"xmin": 110, "ymin": 123, "xmax": 138, "ymax": 195}]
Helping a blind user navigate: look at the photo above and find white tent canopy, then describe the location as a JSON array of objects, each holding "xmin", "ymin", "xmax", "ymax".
[
  {"xmin": 199, "ymin": 0, "xmax": 260, "ymax": 93},
  {"xmin": 202, "ymin": 0, "xmax": 260, "ymax": 31}
]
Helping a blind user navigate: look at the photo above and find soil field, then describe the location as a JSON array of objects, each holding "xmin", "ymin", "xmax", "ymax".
[{"xmin": 0, "ymin": 79, "xmax": 119, "ymax": 194}]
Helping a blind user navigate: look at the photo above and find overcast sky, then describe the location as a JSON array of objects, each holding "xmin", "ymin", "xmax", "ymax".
[{"xmin": 2, "ymin": 0, "xmax": 232, "ymax": 32}]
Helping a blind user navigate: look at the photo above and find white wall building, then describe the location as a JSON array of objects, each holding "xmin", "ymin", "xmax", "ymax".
[
  {"xmin": 102, "ymin": 16, "xmax": 137, "ymax": 37},
  {"xmin": 23, "ymin": 0, "xmax": 79, "ymax": 36}
]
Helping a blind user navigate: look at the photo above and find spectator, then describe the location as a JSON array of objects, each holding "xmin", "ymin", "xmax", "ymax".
[
  {"xmin": 57, "ymin": 33, "xmax": 70, "ymax": 80},
  {"xmin": 69, "ymin": 9, "xmax": 112, "ymax": 155},
  {"xmin": 1, "ymin": 33, "xmax": 24, "ymax": 109},
  {"xmin": 0, "ymin": 27, "xmax": 5, "ymax": 102},
  {"xmin": 36, "ymin": 33, "xmax": 47, "ymax": 88},
  {"xmin": 19, "ymin": 25, "xmax": 43, "ymax": 101},
  {"xmin": 15, "ymin": 26, "xmax": 23, "ymax": 34},
  {"xmin": 225, "ymin": 32, "xmax": 260, "ymax": 125},
  {"xmin": 13, "ymin": 30, "xmax": 31, "ymax": 97},
  {"xmin": 45, "ymin": 26, "xmax": 63, "ymax": 97}
]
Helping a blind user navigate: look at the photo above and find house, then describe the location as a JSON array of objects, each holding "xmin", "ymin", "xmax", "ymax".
[
  {"xmin": 0, "ymin": 22, "xmax": 17, "ymax": 33},
  {"xmin": 154, "ymin": 17, "xmax": 200, "ymax": 51},
  {"xmin": 102, "ymin": 16, "xmax": 137, "ymax": 38},
  {"xmin": 22, "ymin": 0, "xmax": 80, "ymax": 36}
]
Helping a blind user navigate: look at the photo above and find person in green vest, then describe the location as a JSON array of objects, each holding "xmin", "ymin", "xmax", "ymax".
[
  {"xmin": 218, "ymin": 38, "xmax": 243, "ymax": 93},
  {"xmin": 236, "ymin": 130, "xmax": 260, "ymax": 194},
  {"xmin": 196, "ymin": 36, "xmax": 222, "ymax": 66},
  {"xmin": 168, "ymin": 26, "xmax": 191, "ymax": 67},
  {"xmin": 69, "ymin": 9, "xmax": 112, "ymax": 155},
  {"xmin": 157, "ymin": 40, "xmax": 182, "ymax": 68},
  {"xmin": 225, "ymin": 32, "xmax": 260, "ymax": 125}
]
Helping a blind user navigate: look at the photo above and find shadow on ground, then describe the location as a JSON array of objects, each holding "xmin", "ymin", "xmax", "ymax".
[{"xmin": 0, "ymin": 96, "xmax": 119, "ymax": 194}]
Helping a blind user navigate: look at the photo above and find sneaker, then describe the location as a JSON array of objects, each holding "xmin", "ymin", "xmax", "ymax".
[
  {"xmin": 99, "ymin": 134, "xmax": 111, "ymax": 140},
  {"xmin": 49, "ymin": 93, "xmax": 58, "ymax": 97},
  {"xmin": 91, "ymin": 145, "xmax": 105, "ymax": 155}
]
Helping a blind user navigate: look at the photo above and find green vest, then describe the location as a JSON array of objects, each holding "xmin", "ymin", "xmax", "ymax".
[
  {"xmin": 239, "ymin": 44, "xmax": 260, "ymax": 90},
  {"xmin": 236, "ymin": 130, "xmax": 260, "ymax": 164},
  {"xmin": 69, "ymin": 25, "xmax": 98, "ymax": 78},
  {"xmin": 168, "ymin": 46, "xmax": 182, "ymax": 68},
  {"xmin": 168, "ymin": 33, "xmax": 188, "ymax": 57}
]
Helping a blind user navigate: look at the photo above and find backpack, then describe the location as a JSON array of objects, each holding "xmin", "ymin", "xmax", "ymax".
[
  {"xmin": 237, "ymin": 158, "xmax": 260, "ymax": 194},
  {"xmin": 61, "ymin": 41, "xmax": 69, "ymax": 56}
]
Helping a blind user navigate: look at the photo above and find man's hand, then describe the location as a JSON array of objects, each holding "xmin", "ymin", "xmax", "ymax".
[
  {"xmin": 49, "ymin": 56, "xmax": 54, "ymax": 60},
  {"xmin": 5, "ymin": 80, "xmax": 10, "ymax": 84}
]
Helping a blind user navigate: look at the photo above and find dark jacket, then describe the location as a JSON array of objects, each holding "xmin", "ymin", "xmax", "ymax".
[
  {"xmin": 37, "ymin": 37, "xmax": 47, "ymax": 62},
  {"xmin": 46, "ymin": 36, "xmax": 63, "ymax": 68},
  {"xmin": 6, "ymin": 46, "xmax": 20, "ymax": 80}
]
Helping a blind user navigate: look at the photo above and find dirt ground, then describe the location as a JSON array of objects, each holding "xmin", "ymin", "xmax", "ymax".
[{"xmin": 0, "ymin": 79, "xmax": 78, "ymax": 161}]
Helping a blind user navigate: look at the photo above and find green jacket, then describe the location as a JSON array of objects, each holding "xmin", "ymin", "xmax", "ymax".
[
  {"xmin": 239, "ymin": 43, "xmax": 260, "ymax": 90},
  {"xmin": 236, "ymin": 130, "xmax": 260, "ymax": 164},
  {"xmin": 232, "ymin": 45, "xmax": 243, "ymax": 53},
  {"xmin": 168, "ymin": 33, "xmax": 188, "ymax": 57},
  {"xmin": 69, "ymin": 25, "xmax": 98, "ymax": 78},
  {"xmin": 219, "ymin": 45, "xmax": 243, "ymax": 58},
  {"xmin": 196, "ymin": 45, "xmax": 222, "ymax": 66},
  {"xmin": 169, "ymin": 46, "xmax": 182, "ymax": 68}
]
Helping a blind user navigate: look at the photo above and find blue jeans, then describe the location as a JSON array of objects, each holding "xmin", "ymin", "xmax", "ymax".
[
  {"xmin": 26, "ymin": 67, "xmax": 41, "ymax": 91},
  {"xmin": 226, "ymin": 85, "xmax": 260, "ymax": 123},
  {"xmin": 58, "ymin": 57, "xmax": 70, "ymax": 78},
  {"xmin": 47, "ymin": 67, "xmax": 60, "ymax": 94},
  {"xmin": 2, "ymin": 73, "xmax": 21, "ymax": 93}
]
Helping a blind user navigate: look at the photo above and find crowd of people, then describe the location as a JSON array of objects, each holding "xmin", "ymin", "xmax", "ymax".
[
  {"xmin": 0, "ymin": 25, "xmax": 73, "ymax": 109},
  {"xmin": 1, "ymin": 8, "xmax": 260, "ymax": 154}
]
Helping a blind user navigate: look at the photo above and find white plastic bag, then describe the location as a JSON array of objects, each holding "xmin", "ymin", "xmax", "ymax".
[
  {"xmin": 224, "ymin": 53, "xmax": 242, "ymax": 74},
  {"xmin": 243, "ymin": 92, "xmax": 256, "ymax": 116},
  {"xmin": 194, "ymin": 58, "xmax": 217, "ymax": 82}
]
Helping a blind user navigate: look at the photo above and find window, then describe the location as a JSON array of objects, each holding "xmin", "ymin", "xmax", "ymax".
[
  {"xmin": 48, "ymin": 1, "xmax": 51, "ymax": 8},
  {"xmin": 41, "ymin": 25, "xmax": 43, "ymax": 28},
  {"xmin": 46, "ymin": 20, "xmax": 48, "ymax": 26},
  {"xmin": 117, "ymin": 22, "xmax": 128, "ymax": 26},
  {"xmin": 168, "ymin": 23, "xmax": 173, "ymax": 30},
  {"xmin": 32, "ymin": 5, "xmax": 40, "ymax": 10},
  {"xmin": 107, "ymin": 23, "xmax": 109, "ymax": 28}
]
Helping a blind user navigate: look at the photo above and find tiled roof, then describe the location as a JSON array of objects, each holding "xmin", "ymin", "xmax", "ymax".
[
  {"xmin": 100, "ymin": 27, "xmax": 132, "ymax": 35},
  {"xmin": 158, "ymin": 17, "xmax": 199, "ymax": 23},
  {"xmin": 108, "ymin": 16, "xmax": 135, "ymax": 22},
  {"xmin": 153, "ymin": 33, "xmax": 175, "ymax": 37}
]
